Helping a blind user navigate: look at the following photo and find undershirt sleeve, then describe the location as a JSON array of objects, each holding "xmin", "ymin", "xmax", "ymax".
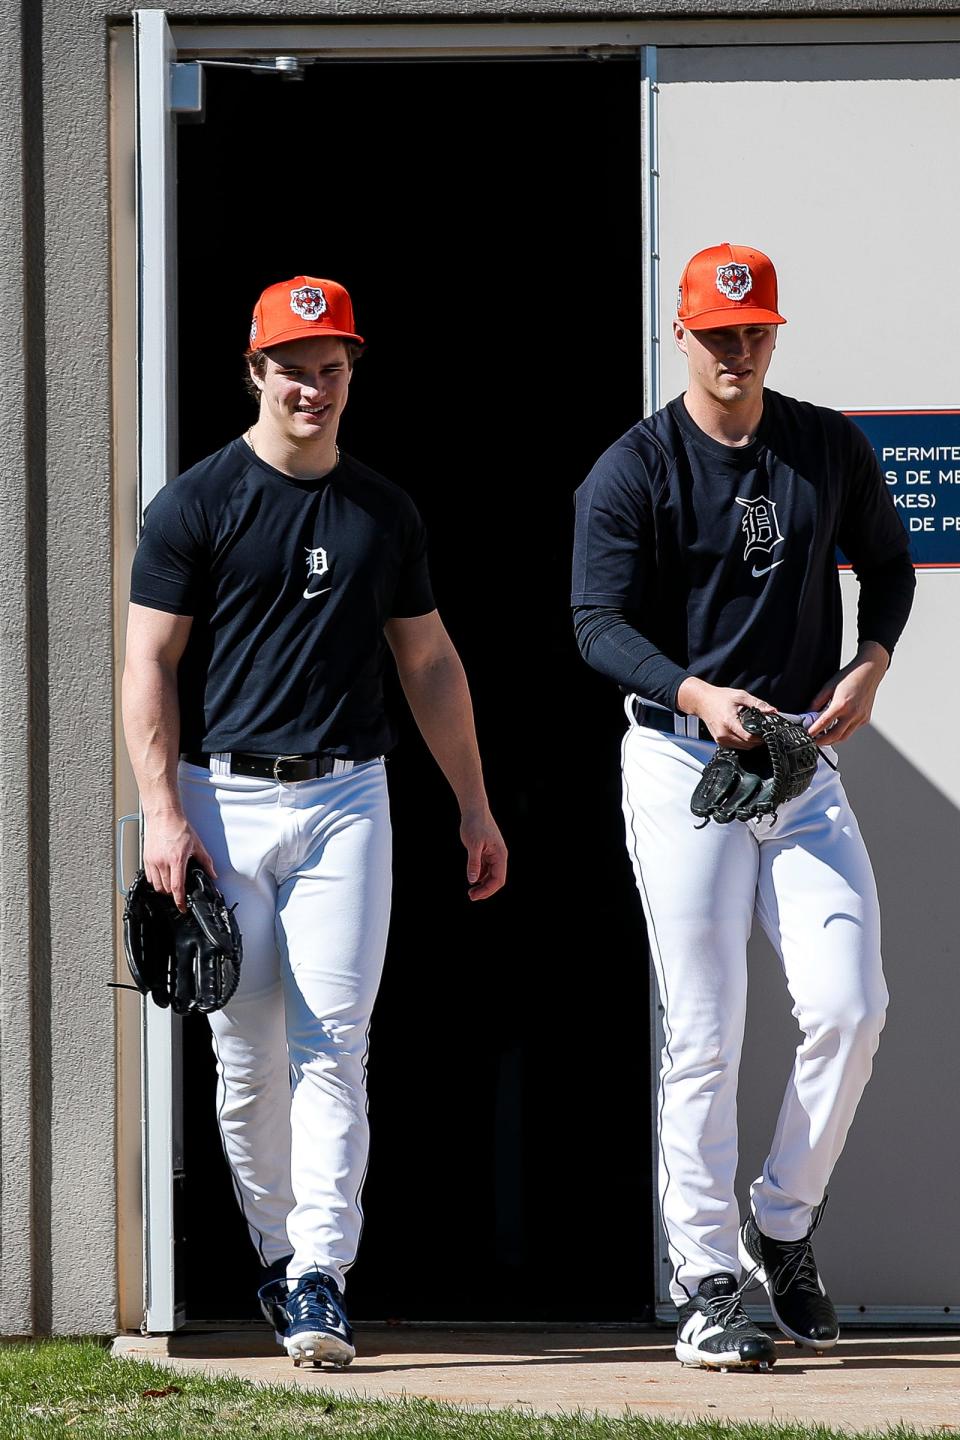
[
  {"xmin": 836, "ymin": 417, "xmax": 916, "ymax": 659},
  {"xmin": 853, "ymin": 550, "xmax": 916, "ymax": 659},
  {"xmin": 572, "ymin": 441, "xmax": 692, "ymax": 706},
  {"xmin": 572, "ymin": 444, "xmax": 656, "ymax": 608},
  {"xmin": 572, "ymin": 605, "xmax": 690, "ymax": 710},
  {"xmin": 838, "ymin": 419, "xmax": 913, "ymax": 572}
]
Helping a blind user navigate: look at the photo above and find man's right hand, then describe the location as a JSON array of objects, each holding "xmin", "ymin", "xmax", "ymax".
[
  {"xmin": 676, "ymin": 677, "xmax": 776, "ymax": 748},
  {"xmin": 143, "ymin": 814, "xmax": 217, "ymax": 911}
]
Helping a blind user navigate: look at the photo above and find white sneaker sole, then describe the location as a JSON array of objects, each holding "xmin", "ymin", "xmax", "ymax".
[
  {"xmin": 738, "ymin": 1229, "xmax": 839, "ymax": 1351},
  {"xmin": 675, "ymin": 1339, "xmax": 775, "ymax": 1371},
  {"xmin": 284, "ymin": 1330, "xmax": 355, "ymax": 1368}
]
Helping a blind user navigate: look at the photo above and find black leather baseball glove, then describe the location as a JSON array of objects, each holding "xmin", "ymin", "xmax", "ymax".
[
  {"xmin": 122, "ymin": 859, "xmax": 242, "ymax": 1015},
  {"xmin": 690, "ymin": 707, "xmax": 821, "ymax": 826}
]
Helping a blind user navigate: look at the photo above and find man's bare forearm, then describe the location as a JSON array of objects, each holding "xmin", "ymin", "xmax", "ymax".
[
  {"xmin": 396, "ymin": 652, "xmax": 490, "ymax": 816},
  {"xmin": 121, "ymin": 659, "xmax": 185, "ymax": 820}
]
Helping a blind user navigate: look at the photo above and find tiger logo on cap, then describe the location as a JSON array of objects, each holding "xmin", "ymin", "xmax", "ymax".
[
  {"xmin": 715, "ymin": 263, "xmax": 753, "ymax": 302},
  {"xmin": 290, "ymin": 285, "xmax": 328, "ymax": 321}
]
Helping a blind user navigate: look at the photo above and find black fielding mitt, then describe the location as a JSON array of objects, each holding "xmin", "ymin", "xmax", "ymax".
[
  {"xmin": 122, "ymin": 859, "xmax": 242, "ymax": 1015},
  {"xmin": 690, "ymin": 707, "xmax": 820, "ymax": 826}
]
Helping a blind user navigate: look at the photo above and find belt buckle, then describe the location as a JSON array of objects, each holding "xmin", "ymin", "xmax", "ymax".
[{"xmin": 272, "ymin": 754, "xmax": 303, "ymax": 783}]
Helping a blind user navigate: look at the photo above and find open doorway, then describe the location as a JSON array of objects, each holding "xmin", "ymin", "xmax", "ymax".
[{"xmin": 176, "ymin": 53, "xmax": 653, "ymax": 1323}]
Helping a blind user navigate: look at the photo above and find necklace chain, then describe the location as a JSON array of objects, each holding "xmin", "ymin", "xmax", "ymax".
[{"xmin": 245, "ymin": 427, "xmax": 339, "ymax": 470}]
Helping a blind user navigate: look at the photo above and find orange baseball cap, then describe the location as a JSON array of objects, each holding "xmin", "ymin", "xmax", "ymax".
[
  {"xmin": 248, "ymin": 276, "xmax": 364, "ymax": 350},
  {"xmin": 676, "ymin": 243, "xmax": 786, "ymax": 330}
]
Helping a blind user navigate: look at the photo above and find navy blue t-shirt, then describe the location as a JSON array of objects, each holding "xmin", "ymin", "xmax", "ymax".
[
  {"xmin": 130, "ymin": 438, "xmax": 435, "ymax": 757},
  {"xmin": 572, "ymin": 390, "xmax": 913, "ymax": 713}
]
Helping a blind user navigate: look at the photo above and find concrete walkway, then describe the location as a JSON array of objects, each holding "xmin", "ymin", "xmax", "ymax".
[{"xmin": 114, "ymin": 1326, "xmax": 960, "ymax": 1433}]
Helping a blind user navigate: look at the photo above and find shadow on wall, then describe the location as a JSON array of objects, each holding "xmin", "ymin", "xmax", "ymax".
[{"xmin": 735, "ymin": 724, "xmax": 960, "ymax": 1311}]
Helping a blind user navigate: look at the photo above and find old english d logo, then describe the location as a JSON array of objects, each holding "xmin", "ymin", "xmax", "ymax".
[
  {"xmin": 304, "ymin": 545, "xmax": 331, "ymax": 600},
  {"xmin": 735, "ymin": 495, "xmax": 783, "ymax": 561}
]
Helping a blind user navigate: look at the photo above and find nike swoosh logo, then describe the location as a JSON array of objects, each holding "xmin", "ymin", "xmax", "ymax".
[
  {"xmin": 303, "ymin": 586, "xmax": 332, "ymax": 600},
  {"xmin": 751, "ymin": 560, "xmax": 785, "ymax": 578}
]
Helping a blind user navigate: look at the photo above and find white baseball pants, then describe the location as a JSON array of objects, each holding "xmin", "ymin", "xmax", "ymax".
[
  {"xmin": 621, "ymin": 701, "xmax": 888, "ymax": 1305},
  {"xmin": 178, "ymin": 757, "xmax": 392, "ymax": 1290}
]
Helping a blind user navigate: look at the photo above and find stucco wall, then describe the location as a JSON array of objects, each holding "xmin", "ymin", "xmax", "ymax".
[
  {"xmin": 0, "ymin": 0, "xmax": 36, "ymax": 1340},
  {"xmin": 2, "ymin": 0, "xmax": 959, "ymax": 1337},
  {"xmin": 0, "ymin": 0, "xmax": 118, "ymax": 1337}
]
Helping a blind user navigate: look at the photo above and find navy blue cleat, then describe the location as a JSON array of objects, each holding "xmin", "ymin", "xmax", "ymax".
[{"xmin": 279, "ymin": 1268, "xmax": 354, "ymax": 1368}]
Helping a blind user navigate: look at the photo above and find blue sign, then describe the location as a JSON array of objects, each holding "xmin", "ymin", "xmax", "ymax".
[{"xmin": 845, "ymin": 410, "xmax": 960, "ymax": 569}]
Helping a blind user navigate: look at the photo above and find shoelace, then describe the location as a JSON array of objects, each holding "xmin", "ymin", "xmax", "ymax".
[
  {"xmin": 765, "ymin": 1236, "xmax": 823, "ymax": 1299},
  {"xmin": 705, "ymin": 1278, "xmax": 755, "ymax": 1330},
  {"xmin": 744, "ymin": 1197, "xmax": 829, "ymax": 1300},
  {"xmin": 290, "ymin": 1278, "xmax": 342, "ymax": 1329}
]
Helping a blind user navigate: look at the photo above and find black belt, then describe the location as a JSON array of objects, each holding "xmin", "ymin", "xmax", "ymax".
[
  {"xmin": 182, "ymin": 751, "xmax": 346, "ymax": 783},
  {"xmin": 631, "ymin": 699, "xmax": 713, "ymax": 743}
]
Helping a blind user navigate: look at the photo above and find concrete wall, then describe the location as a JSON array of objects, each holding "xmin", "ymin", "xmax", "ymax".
[{"xmin": 2, "ymin": 0, "xmax": 959, "ymax": 1336}]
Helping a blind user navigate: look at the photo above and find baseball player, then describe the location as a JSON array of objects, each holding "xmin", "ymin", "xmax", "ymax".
[
  {"xmin": 572, "ymin": 244, "xmax": 915, "ymax": 1370},
  {"xmin": 122, "ymin": 275, "xmax": 507, "ymax": 1366}
]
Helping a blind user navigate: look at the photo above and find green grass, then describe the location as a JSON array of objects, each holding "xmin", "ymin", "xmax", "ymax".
[{"xmin": 0, "ymin": 1339, "xmax": 938, "ymax": 1440}]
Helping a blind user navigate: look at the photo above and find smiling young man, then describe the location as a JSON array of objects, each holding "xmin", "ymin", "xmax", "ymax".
[
  {"xmin": 122, "ymin": 275, "xmax": 506, "ymax": 1366},
  {"xmin": 572, "ymin": 244, "xmax": 915, "ymax": 1370}
]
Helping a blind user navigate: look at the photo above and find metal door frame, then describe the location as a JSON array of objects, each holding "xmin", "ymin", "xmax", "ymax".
[
  {"xmin": 128, "ymin": 8, "xmax": 959, "ymax": 1334},
  {"xmin": 134, "ymin": 6, "xmax": 183, "ymax": 1334}
]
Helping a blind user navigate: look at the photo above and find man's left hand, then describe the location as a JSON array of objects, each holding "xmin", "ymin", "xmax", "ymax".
[
  {"xmin": 460, "ymin": 808, "xmax": 508, "ymax": 901},
  {"xmin": 807, "ymin": 641, "xmax": 890, "ymax": 745}
]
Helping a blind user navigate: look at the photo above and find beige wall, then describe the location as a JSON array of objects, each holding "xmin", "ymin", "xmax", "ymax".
[{"xmin": 656, "ymin": 39, "xmax": 960, "ymax": 1316}]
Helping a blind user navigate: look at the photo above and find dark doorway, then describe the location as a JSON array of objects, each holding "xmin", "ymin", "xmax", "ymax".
[{"xmin": 176, "ymin": 54, "xmax": 652, "ymax": 1323}]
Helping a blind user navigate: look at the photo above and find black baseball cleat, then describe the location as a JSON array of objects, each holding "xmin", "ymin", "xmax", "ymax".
[
  {"xmin": 738, "ymin": 1209, "xmax": 839, "ymax": 1351},
  {"xmin": 257, "ymin": 1253, "xmax": 295, "ymax": 1346},
  {"xmin": 281, "ymin": 1268, "xmax": 355, "ymax": 1368},
  {"xmin": 675, "ymin": 1273, "xmax": 777, "ymax": 1371},
  {"xmin": 260, "ymin": 1253, "xmax": 294, "ymax": 1289},
  {"xmin": 258, "ymin": 1273, "xmax": 292, "ymax": 1346}
]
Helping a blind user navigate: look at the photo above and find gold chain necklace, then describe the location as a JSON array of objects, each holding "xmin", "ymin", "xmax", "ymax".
[{"xmin": 245, "ymin": 428, "xmax": 339, "ymax": 469}]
